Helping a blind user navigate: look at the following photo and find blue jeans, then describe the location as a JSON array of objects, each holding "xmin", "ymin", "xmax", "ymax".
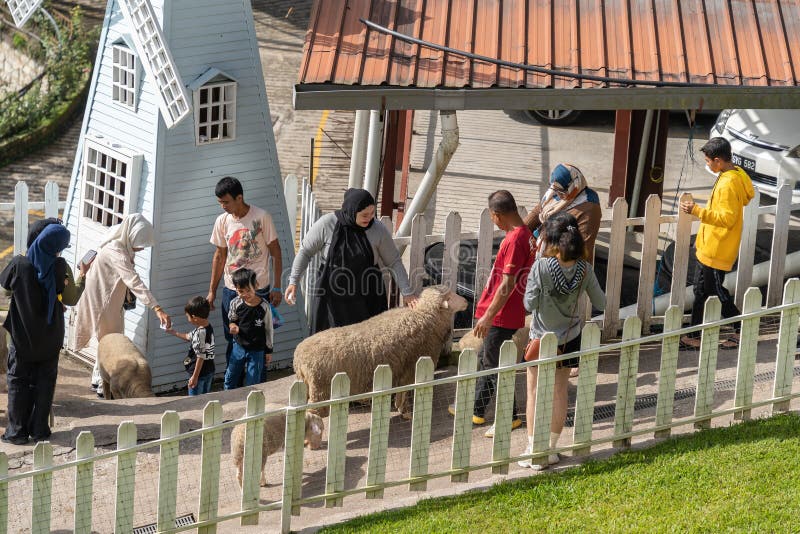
[
  {"xmin": 224, "ymin": 343, "xmax": 265, "ymax": 390},
  {"xmin": 221, "ymin": 285, "xmax": 271, "ymax": 363},
  {"xmin": 188, "ymin": 373, "xmax": 213, "ymax": 396}
]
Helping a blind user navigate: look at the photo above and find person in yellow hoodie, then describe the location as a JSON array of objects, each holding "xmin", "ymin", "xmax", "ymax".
[{"xmin": 680, "ymin": 137, "xmax": 755, "ymax": 349}]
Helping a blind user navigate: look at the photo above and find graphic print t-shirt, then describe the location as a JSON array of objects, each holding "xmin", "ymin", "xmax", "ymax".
[
  {"xmin": 210, "ymin": 205, "xmax": 278, "ymax": 290},
  {"xmin": 187, "ymin": 325, "xmax": 215, "ymax": 376},
  {"xmin": 228, "ymin": 296, "xmax": 274, "ymax": 353}
]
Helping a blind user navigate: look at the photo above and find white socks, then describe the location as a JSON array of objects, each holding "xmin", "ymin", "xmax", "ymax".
[{"xmin": 549, "ymin": 431, "xmax": 561, "ymax": 449}]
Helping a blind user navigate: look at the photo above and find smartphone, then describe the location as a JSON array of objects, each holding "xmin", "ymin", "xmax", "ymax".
[{"xmin": 80, "ymin": 249, "xmax": 97, "ymax": 265}]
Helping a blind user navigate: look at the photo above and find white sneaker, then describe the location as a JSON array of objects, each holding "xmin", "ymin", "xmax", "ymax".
[{"xmin": 518, "ymin": 444, "xmax": 559, "ymax": 469}]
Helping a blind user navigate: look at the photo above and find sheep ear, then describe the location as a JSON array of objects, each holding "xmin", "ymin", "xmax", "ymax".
[{"xmin": 440, "ymin": 299, "xmax": 450, "ymax": 310}]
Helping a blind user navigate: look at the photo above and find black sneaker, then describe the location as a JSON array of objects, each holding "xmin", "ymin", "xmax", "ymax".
[
  {"xmin": 90, "ymin": 383, "xmax": 99, "ymax": 392},
  {"xmin": 96, "ymin": 390, "xmax": 104, "ymax": 399},
  {"xmin": 1, "ymin": 434, "xmax": 29, "ymax": 445}
]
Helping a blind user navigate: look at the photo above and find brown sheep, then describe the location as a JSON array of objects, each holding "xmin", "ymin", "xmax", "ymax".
[
  {"xmin": 231, "ymin": 411, "xmax": 324, "ymax": 487},
  {"xmin": 97, "ymin": 333, "xmax": 155, "ymax": 399},
  {"xmin": 293, "ymin": 285, "xmax": 468, "ymax": 418}
]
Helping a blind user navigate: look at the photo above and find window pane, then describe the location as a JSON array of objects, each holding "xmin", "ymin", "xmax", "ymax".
[
  {"xmin": 212, "ymin": 86, "xmax": 220, "ymax": 102},
  {"xmin": 210, "ymin": 124, "xmax": 219, "ymax": 139},
  {"xmin": 222, "ymin": 123, "xmax": 228, "ymax": 138},
  {"xmin": 200, "ymin": 88, "xmax": 208, "ymax": 105},
  {"xmin": 211, "ymin": 105, "xmax": 219, "ymax": 122},
  {"xmin": 200, "ymin": 107, "xmax": 207, "ymax": 123}
]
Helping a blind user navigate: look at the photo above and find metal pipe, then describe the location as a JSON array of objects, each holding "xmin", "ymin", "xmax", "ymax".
[
  {"xmin": 628, "ymin": 109, "xmax": 655, "ymax": 220},
  {"xmin": 348, "ymin": 110, "xmax": 369, "ymax": 188},
  {"xmin": 396, "ymin": 110, "xmax": 460, "ymax": 242},
  {"xmin": 611, "ymin": 249, "xmax": 800, "ymax": 321},
  {"xmin": 363, "ymin": 110, "xmax": 384, "ymax": 197}
]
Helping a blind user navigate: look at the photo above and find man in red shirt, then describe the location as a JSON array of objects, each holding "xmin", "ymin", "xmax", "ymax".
[{"xmin": 449, "ymin": 190, "xmax": 534, "ymax": 436}]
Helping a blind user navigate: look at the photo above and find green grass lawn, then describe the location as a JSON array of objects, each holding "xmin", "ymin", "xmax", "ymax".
[{"xmin": 321, "ymin": 413, "xmax": 800, "ymax": 533}]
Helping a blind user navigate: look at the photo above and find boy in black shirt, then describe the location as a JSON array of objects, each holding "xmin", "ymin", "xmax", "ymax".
[
  {"xmin": 224, "ymin": 268, "xmax": 273, "ymax": 389},
  {"xmin": 167, "ymin": 297, "xmax": 215, "ymax": 395}
]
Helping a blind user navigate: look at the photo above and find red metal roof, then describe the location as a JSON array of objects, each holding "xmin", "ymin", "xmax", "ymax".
[{"xmin": 295, "ymin": 0, "xmax": 800, "ymax": 110}]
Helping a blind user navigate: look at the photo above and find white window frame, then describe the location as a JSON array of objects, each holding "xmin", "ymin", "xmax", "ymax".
[
  {"xmin": 111, "ymin": 43, "xmax": 140, "ymax": 110},
  {"xmin": 80, "ymin": 136, "xmax": 142, "ymax": 229},
  {"xmin": 193, "ymin": 80, "xmax": 237, "ymax": 146}
]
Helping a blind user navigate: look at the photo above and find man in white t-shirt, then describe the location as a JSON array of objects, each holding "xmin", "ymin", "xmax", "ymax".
[{"xmin": 208, "ymin": 176, "xmax": 282, "ymax": 370}]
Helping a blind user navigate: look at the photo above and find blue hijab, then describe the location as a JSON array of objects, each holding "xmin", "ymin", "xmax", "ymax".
[{"xmin": 27, "ymin": 224, "xmax": 71, "ymax": 324}]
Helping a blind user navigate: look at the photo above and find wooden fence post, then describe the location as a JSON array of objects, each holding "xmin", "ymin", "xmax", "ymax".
[
  {"xmin": 613, "ymin": 316, "xmax": 642, "ymax": 449},
  {"xmin": 13, "ymin": 181, "xmax": 28, "ymax": 256},
  {"xmin": 326, "ymin": 373, "xmax": 350, "ymax": 507},
  {"xmin": 532, "ymin": 334, "xmax": 557, "ymax": 467},
  {"xmin": 114, "ymin": 421, "xmax": 137, "ymax": 534},
  {"xmin": 198, "ymin": 402, "xmax": 223, "ymax": 534},
  {"xmin": 572, "ymin": 323, "xmax": 601, "ymax": 456},
  {"xmin": 654, "ymin": 306, "xmax": 683, "ymax": 438},
  {"xmin": 767, "ymin": 185, "xmax": 792, "ymax": 307},
  {"xmin": 441, "ymin": 212, "xmax": 462, "ymax": 294},
  {"xmin": 0, "ymin": 452, "xmax": 6, "ymax": 533},
  {"xmin": 637, "ymin": 195, "xmax": 661, "ymax": 333},
  {"xmin": 670, "ymin": 194, "xmax": 693, "ymax": 312},
  {"xmin": 734, "ymin": 288, "xmax": 762, "ymax": 421},
  {"xmin": 491, "ymin": 341, "xmax": 518, "ymax": 474},
  {"xmin": 44, "ymin": 181, "xmax": 59, "ymax": 219},
  {"xmin": 157, "ymin": 412, "xmax": 180, "ymax": 532},
  {"xmin": 450, "ymin": 348, "xmax": 478, "ymax": 482},
  {"xmin": 409, "ymin": 357, "xmax": 434, "ymax": 491},
  {"xmin": 603, "ymin": 198, "xmax": 628, "ymax": 340},
  {"xmin": 366, "ymin": 366, "xmax": 392, "ymax": 498},
  {"xmin": 693, "ymin": 298, "xmax": 722, "ymax": 429},
  {"xmin": 74, "ymin": 431, "xmax": 95, "ymax": 534},
  {"xmin": 241, "ymin": 392, "xmax": 266, "ymax": 525},
  {"xmin": 408, "ymin": 214, "xmax": 428, "ymax": 294},
  {"xmin": 281, "ymin": 381, "xmax": 307, "ymax": 533},
  {"xmin": 773, "ymin": 279, "xmax": 800, "ymax": 413},
  {"xmin": 32, "ymin": 442, "xmax": 53, "ymax": 534},
  {"xmin": 735, "ymin": 190, "xmax": 759, "ymax": 309},
  {"xmin": 473, "ymin": 209, "xmax": 494, "ymax": 326}
]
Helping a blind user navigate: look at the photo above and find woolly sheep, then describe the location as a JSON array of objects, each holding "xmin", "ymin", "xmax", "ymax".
[
  {"xmin": 456, "ymin": 315, "xmax": 531, "ymax": 360},
  {"xmin": 231, "ymin": 411, "xmax": 324, "ymax": 487},
  {"xmin": 98, "ymin": 333, "xmax": 155, "ymax": 399},
  {"xmin": 293, "ymin": 285, "xmax": 468, "ymax": 418}
]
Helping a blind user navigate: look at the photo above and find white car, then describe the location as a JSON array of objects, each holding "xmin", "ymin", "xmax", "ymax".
[{"xmin": 710, "ymin": 109, "xmax": 800, "ymax": 200}]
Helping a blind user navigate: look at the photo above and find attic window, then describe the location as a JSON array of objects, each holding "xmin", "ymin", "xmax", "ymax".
[
  {"xmin": 81, "ymin": 138, "xmax": 142, "ymax": 227},
  {"xmin": 112, "ymin": 43, "xmax": 139, "ymax": 109},
  {"xmin": 193, "ymin": 76, "xmax": 237, "ymax": 145}
]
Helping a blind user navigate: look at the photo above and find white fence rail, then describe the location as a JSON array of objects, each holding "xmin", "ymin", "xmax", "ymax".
[{"xmin": 2, "ymin": 281, "xmax": 799, "ymax": 532}]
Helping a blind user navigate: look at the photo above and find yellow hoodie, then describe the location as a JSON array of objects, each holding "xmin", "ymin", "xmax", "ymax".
[{"xmin": 691, "ymin": 166, "xmax": 755, "ymax": 271}]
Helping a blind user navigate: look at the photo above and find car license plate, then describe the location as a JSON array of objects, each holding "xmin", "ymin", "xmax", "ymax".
[{"xmin": 732, "ymin": 153, "xmax": 756, "ymax": 173}]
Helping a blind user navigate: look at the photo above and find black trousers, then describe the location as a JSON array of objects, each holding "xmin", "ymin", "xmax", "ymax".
[
  {"xmin": 4, "ymin": 343, "xmax": 59, "ymax": 441},
  {"xmin": 691, "ymin": 263, "xmax": 741, "ymax": 333},
  {"xmin": 473, "ymin": 326, "xmax": 522, "ymax": 418}
]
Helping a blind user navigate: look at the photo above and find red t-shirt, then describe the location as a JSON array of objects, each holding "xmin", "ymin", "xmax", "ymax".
[{"xmin": 474, "ymin": 225, "xmax": 535, "ymax": 329}]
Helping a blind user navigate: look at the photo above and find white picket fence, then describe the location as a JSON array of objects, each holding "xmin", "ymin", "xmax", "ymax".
[
  {"xmin": 1, "ymin": 280, "xmax": 799, "ymax": 532},
  {"xmin": 0, "ymin": 181, "xmax": 65, "ymax": 256}
]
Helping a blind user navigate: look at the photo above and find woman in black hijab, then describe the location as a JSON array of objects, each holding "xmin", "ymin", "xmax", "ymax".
[
  {"xmin": 285, "ymin": 189, "xmax": 417, "ymax": 334},
  {"xmin": 1, "ymin": 224, "xmax": 72, "ymax": 445}
]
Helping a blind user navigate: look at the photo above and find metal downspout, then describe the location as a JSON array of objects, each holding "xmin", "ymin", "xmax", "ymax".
[
  {"xmin": 629, "ymin": 109, "xmax": 655, "ymax": 220},
  {"xmin": 396, "ymin": 110, "xmax": 460, "ymax": 243},
  {"xmin": 348, "ymin": 110, "xmax": 369, "ymax": 188},
  {"xmin": 363, "ymin": 110, "xmax": 384, "ymax": 197}
]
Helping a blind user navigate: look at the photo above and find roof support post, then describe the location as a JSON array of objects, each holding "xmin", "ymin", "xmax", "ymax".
[
  {"xmin": 363, "ymin": 109, "xmax": 385, "ymax": 197},
  {"xmin": 396, "ymin": 110, "xmax": 459, "ymax": 243},
  {"xmin": 348, "ymin": 110, "xmax": 370, "ymax": 188},
  {"xmin": 629, "ymin": 109, "xmax": 654, "ymax": 220}
]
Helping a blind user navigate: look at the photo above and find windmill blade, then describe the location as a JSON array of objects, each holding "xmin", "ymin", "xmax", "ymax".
[
  {"xmin": 4, "ymin": 0, "xmax": 44, "ymax": 28},
  {"xmin": 117, "ymin": 0, "xmax": 191, "ymax": 129}
]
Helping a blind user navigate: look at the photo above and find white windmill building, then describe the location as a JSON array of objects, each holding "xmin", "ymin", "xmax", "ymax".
[{"xmin": 10, "ymin": 0, "xmax": 306, "ymax": 391}]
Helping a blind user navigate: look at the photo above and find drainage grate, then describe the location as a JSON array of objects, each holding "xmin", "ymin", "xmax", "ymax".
[
  {"xmin": 133, "ymin": 513, "xmax": 196, "ymax": 534},
  {"xmin": 563, "ymin": 364, "xmax": 800, "ymax": 427}
]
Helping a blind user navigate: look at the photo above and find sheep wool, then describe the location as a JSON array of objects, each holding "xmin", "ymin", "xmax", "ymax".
[
  {"xmin": 293, "ymin": 285, "xmax": 468, "ymax": 418},
  {"xmin": 231, "ymin": 410, "xmax": 324, "ymax": 487},
  {"xmin": 97, "ymin": 333, "xmax": 155, "ymax": 399}
]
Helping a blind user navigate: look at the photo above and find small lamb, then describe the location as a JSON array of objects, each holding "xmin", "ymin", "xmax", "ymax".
[
  {"xmin": 97, "ymin": 333, "xmax": 155, "ymax": 399},
  {"xmin": 231, "ymin": 411, "xmax": 324, "ymax": 487}
]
